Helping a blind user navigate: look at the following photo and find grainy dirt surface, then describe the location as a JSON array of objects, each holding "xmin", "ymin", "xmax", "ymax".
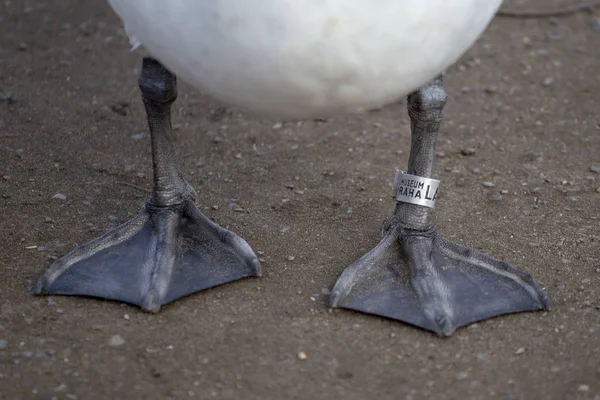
[{"xmin": 1, "ymin": 1, "xmax": 599, "ymax": 399}]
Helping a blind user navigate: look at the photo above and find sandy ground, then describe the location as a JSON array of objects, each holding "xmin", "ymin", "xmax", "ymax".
[{"xmin": 1, "ymin": 1, "xmax": 599, "ymax": 399}]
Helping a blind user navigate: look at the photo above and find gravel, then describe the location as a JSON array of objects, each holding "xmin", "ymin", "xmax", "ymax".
[
  {"xmin": 109, "ymin": 334, "xmax": 125, "ymax": 346},
  {"xmin": 52, "ymin": 193, "xmax": 67, "ymax": 201},
  {"xmin": 461, "ymin": 147, "xmax": 476, "ymax": 156}
]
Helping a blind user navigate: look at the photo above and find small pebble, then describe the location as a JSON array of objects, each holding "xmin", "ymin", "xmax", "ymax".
[
  {"xmin": 514, "ymin": 347, "xmax": 525, "ymax": 355},
  {"xmin": 297, "ymin": 352, "xmax": 307, "ymax": 360},
  {"xmin": 491, "ymin": 193, "xmax": 502, "ymax": 201},
  {"xmin": 109, "ymin": 334, "xmax": 125, "ymax": 346},
  {"xmin": 590, "ymin": 166, "xmax": 600, "ymax": 173},
  {"xmin": 481, "ymin": 182, "xmax": 496, "ymax": 188},
  {"xmin": 52, "ymin": 193, "xmax": 67, "ymax": 201},
  {"xmin": 123, "ymin": 314, "xmax": 130, "ymax": 320},
  {"xmin": 461, "ymin": 147, "xmax": 476, "ymax": 156},
  {"xmin": 287, "ymin": 255, "xmax": 295, "ymax": 261},
  {"xmin": 471, "ymin": 167, "xmax": 481, "ymax": 174},
  {"xmin": 54, "ymin": 383, "xmax": 67, "ymax": 392},
  {"xmin": 542, "ymin": 76, "xmax": 554, "ymax": 86},
  {"xmin": 578, "ymin": 384, "xmax": 589, "ymax": 392},
  {"xmin": 111, "ymin": 101, "xmax": 129, "ymax": 116},
  {"xmin": 272, "ymin": 122, "xmax": 283, "ymax": 130},
  {"xmin": 107, "ymin": 215, "xmax": 118, "ymax": 222},
  {"xmin": 131, "ymin": 132, "xmax": 147, "ymax": 140},
  {"xmin": 456, "ymin": 371, "xmax": 468, "ymax": 380},
  {"xmin": 0, "ymin": 339, "xmax": 7, "ymax": 349}
]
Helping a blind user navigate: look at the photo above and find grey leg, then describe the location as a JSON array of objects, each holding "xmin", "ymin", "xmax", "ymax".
[
  {"xmin": 330, "ymin": 75, "xmax": 550, "ymax": 336},
  {"xmin": 394, "ymin": 75, "xmax": 446, "ymax": 230},
  {"xmin": 36, "ymin": 58, "xmax": 261, "ymax": 312}
]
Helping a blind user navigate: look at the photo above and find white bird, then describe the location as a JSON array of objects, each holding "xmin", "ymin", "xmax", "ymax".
[{"xmin": 36, "ymin": 0, "xmax": 549, "ymax": 336}]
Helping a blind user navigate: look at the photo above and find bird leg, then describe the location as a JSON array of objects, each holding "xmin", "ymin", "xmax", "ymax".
[
  {"xmin": 330, "ymin": 75, "xmax": 550, "ymax": 336},
  {"xmin": 36, "ymin": 58, "xmax": 261, "ymax": 312}
]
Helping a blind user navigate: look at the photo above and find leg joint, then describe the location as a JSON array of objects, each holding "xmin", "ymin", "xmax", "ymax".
[
  {"xmin": 407, "ymin": 75, "xmax": 447, "ymax": 113},
  {"xmin": 138, "ymin": 58, "xmax": 178, "ymax": 104}
]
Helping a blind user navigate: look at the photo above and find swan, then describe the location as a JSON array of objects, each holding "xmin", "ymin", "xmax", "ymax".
[{"xmin": 36, "ymin": 0, "xmax": 550, "ymax": 336}]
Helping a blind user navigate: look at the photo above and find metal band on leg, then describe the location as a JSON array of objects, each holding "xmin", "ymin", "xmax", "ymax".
[{"xmin": 392, "ymin": 170, "xmax": 439, "ymax": 209}]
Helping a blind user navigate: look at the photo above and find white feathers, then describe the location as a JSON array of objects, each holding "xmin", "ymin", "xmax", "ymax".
[{"xmin": 108, "ymin": 0, "xmax": 501, "ymax": 119}]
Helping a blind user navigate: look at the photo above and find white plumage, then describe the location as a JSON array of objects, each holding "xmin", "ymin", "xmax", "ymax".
[{"xmin": 108, "ymin": 0, "xmax": 501, "ymax": 118}]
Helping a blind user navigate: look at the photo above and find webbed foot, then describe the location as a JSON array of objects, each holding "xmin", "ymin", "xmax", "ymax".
[
  {"xmin": 331, "ymin": 75, "xmax": 550, "ymax": 335},
  {"xmin": 36, "ymin": 198, "xmax": 261, "ymax": 312},
  {"xmin": 331, "ymin": 224, "xmax": 550, "ymax": 336},
  {"xmin": 36, "ymin": 57, "xmax": 261, "ymax": 311}
]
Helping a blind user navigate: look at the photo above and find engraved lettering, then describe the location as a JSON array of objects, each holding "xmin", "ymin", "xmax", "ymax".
[{"xmin": 425, "ymin": 185, "xmax": 432, "ymax": 200}]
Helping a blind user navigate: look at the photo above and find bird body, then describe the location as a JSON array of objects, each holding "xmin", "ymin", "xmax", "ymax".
[
  {"xmin": 108, "ymin": 0, "xmax": 502, "ymax": 118},
  {"xmin": 38, "ymin": 0, "xmax": 551, "ymax": 333}
]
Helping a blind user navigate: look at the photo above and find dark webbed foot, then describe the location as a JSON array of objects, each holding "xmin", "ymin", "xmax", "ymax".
[
  {"xmin": 36, "ymin": 58, "xmax": 261, "ymax": 311},
  {"xmin": 36, "ymin": 198, "xmax": 261, "ymax": 312},
  {"xmin": 330, "ymin": 224, "xmax": 550, "ymax": 336},
  {"xmin": 330, "ymin": 75, "xmax": 550, "ymax": 336}
]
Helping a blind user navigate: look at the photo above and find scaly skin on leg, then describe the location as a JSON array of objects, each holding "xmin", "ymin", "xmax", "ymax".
[
  {"xmin": 36, "ymin": 58, "xmax": 261, "ymax": 311},
  {"xmin": 331, "ymin": 75, "xmax": 550, "ymax": 336}
]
